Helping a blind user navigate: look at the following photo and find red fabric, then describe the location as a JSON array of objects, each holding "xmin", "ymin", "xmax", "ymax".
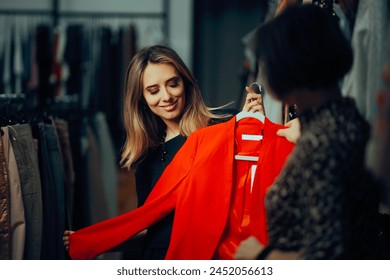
[
  {"xmin": 216, "ymin": 158, "xmax": 257, "ymax": 259},
  {"xmin": 250, "ymin": 120, "xmax": 296, "ymax": 246},
  {"xmin": 69, "ymin": 116, "xmax": 295, "ymax": 260},
  {"xmin": 216, "ymin": 118, "xmax": 263, "ymax": 259}
]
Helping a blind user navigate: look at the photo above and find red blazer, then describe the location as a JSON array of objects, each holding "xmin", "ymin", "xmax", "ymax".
[{"xmin": 69, "ymin": 116, "xmax": 295, "ymax": 259}]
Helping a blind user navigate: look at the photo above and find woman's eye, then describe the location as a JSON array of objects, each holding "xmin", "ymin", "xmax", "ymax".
[
  {"xmin": 169, "ymin": 80, "xmax": 179, "ymax": 87},
  {"xmin": 148, "ymin": 88, "xmax": 159, "ymax": 95}
]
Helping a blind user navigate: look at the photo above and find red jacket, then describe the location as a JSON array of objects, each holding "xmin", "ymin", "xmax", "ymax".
[{"xmin": 69, "ymin": 116, "xmax": 295, "ymax": 259}]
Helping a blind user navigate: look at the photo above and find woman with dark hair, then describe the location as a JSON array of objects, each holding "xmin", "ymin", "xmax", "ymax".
[{"xmin": 236, "ymin": 4, "xmax": 384, "ymax": 260}]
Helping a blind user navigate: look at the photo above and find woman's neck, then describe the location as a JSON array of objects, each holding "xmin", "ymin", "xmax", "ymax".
[{"xmin": 164, "ymin": 123, "xmax": 180, "ymax": 142}]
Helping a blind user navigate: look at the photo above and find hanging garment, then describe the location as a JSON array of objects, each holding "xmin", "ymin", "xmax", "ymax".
[
  {"xmin": 0, "ymin": 128, "xmax": 11, "ymax": 260},
  {"xmin": 341, "ymin": 0, "xmax": 389, "ymax": 124},
  {"xmin": 2, "ymin": 127, "xmax": 26, "ymax": 260},
  {"xmin": 37, "ymin": 122, "xmax": 66, "ymax": 260},
  {"xmin": 91, "ymin": 112, "xmax": 118, "ymax": 220},
  {"xmin": 9, "ymin": 123, "xmax": 43, "ymax": 260},
  {"xmin": 54, "ymin": 119, "xmax": 75, "ymax": 230},
  {"xmin": 69, "ymin": 116, "xmax": 295, "ymax": 260}
]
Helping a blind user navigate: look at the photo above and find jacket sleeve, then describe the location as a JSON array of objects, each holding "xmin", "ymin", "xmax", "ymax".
[{"xmin": 68, "ymin": 133, "xmax": 198, "ymax": 260}]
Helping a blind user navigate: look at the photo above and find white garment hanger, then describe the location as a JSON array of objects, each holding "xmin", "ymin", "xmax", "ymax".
[
  {"xmin": 234, "ymin": 114, "xmax": 264, "ymax": 162},
  {"xmin": 235, "ymin": 111, "xmax": 265, "ymax": 123},
  {"xmin": 234, "ymin": 155, "xmax": 259, "ymax": 162},
  {"xmin": 234, "ymin": 82, "xmax": 265, "ymax": 162}
]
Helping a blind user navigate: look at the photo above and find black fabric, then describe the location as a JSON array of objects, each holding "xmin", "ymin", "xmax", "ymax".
[
  {"xmin": 64, "ymin": 24, "xmax": 84, "ymax": 105},
  {"xmin": 132, "ymin": 135, "xmax": 186, "ymax": 259},
  {"xmin": 379, "ymin": 213, "xmax": 390, "ymax": 258},
  {"xmin": 36, "ymin": 24, "xmax": 53, "ymax": 106}
]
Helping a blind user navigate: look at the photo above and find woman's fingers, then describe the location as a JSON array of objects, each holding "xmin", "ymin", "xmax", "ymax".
[
  {"xmin": 63, "ymin": 230, "xmax": 75, "ymax": 252},
  {"xmin": 276, "ymin": 118, "xmax": 301, "ymax": 143},
  {"xmin": 243, "ymin": 87, "xmax": 265, "ymax": 115}
]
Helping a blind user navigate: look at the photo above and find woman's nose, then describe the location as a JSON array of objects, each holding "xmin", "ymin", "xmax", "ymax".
[{"xmin": 161, "ymin": 87, "xmax": 171, "ymax": 101}]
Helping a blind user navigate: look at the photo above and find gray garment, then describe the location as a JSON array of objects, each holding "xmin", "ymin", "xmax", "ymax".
[
  {"xmin": 341, "ymin": 0, "xmax": 389, "ymax": 124},
  {"xmin": 3, "ymin": 127, "xmax": 26, "ymax": 260},
  {"xmin": 86, "ymin": 123, "xmax": 107, "ymax": 224},
  {"xmin": 9, "ymin": 123, "xmax": 43, "ymax": 260},
  {"xmin": 91, "ymin": 112, "xmax": 118, "ymax": 219}
]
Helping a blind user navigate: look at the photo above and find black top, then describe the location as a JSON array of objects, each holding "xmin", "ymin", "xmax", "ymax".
[{"xmin": 135, "ymin": 134, "xmax": 186, "ymax": 259}]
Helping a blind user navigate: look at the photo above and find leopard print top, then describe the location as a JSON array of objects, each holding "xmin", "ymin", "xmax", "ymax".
[{"xmin": 266, "ymin": 97, "xmax": 383, "ymax": 259}]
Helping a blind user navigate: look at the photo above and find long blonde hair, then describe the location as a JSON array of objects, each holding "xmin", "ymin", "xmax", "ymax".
[{"xmin": 120, "ymin": 45, "xmax": 229, "ymax": 169}]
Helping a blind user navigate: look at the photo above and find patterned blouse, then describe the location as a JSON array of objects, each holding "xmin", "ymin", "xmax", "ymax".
[{"xmin": 266, "ymin": 97, "xmax": 383, "ymax": 259}]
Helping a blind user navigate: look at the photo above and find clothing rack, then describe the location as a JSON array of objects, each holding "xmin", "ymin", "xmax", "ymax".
[
  {"xmin": 0, "ymin": 9, "xmax": 168, "ymax": 18},
  {"xmin": 0, "ymin": 0, "xmax": 171, "ymax": 110},
  {"xmin": 0, "ymin": 0, "xmax": 170, "ymax": 40}
]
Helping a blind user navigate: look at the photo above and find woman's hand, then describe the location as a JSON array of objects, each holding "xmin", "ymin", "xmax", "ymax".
[
  {"xmin": 277, "ymin": 118, "xmax": 301, "ymax": 144},
  {"xmin": 235, "ymin": 236, "xmax": 264, "ymax": 260},
  {"xmin": 63, "ymin": 230, "xmax": 75, "ymax": 252},
  {"xmin": 242, "ymin": 86, "xmax": 266, "ymax": 115}
]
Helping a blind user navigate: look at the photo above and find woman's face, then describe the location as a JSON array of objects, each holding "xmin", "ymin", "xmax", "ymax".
[{"xmin": 142, "ymin": 63, "xmax": 186, "ymax": 126}]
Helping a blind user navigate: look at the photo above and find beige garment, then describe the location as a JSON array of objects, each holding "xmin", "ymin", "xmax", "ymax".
[
  {"xmin": 0, "ymin": 127, "xmax": 10, "ymax": 259},
  {"xmin": 2, "ymin": 127, "xmax": 26, "ymax": 259}
]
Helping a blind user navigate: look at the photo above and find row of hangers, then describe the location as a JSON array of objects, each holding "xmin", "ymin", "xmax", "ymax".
[{"xmin": 0, "ymin": 92, "xmax": 91, "ymax": 127}]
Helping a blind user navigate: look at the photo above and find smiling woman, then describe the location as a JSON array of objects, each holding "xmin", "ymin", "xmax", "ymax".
[
  {"xmin": 142, "ymin": 63, "xmax": 186, "ymax": 141},
  {"xmin": 121, "ymin": 45, "xmax": 229, "ymax": 170},
  {"xmin": 119, "ymin": 45, "xmax": 232, "ymax": 259},
  {"xmin": 64, "ymin": 45, "xmax": 249, "ymax": 260},
  {"xmin": 63, "ymin": 44, "xmax": 268, "ymax": 260}
]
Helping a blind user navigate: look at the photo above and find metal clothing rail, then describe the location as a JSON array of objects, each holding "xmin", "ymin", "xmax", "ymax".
[
  {"xmin": 0, "ymin": 0, "xmax": 171, "ymax": 109},
  {"xmin": 0, "ymin": 9, "xmax": 167, "ymax": 18},
  {"xmin": 0, "ymin": 0, "xmax": 170, "ymax": 41}
]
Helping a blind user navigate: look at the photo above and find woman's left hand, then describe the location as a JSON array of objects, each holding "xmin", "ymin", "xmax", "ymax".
[
  {"xmin": 63, "ymin": 230, "xmax": 75, "ymax": 252},
  {"xmin": 235, "ymin": 236, "xmax": 264, "ymax": 260}
]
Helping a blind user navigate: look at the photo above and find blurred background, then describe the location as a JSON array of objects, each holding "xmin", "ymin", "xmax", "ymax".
[{"xmin": 0, "ymin": 0, "xmax": 267, "ymax": 115}]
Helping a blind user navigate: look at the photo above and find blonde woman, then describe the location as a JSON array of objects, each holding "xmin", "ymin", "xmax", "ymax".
[{"xmin": 65, "ymin": 45, "xmax": 264, "ymax": 259}]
